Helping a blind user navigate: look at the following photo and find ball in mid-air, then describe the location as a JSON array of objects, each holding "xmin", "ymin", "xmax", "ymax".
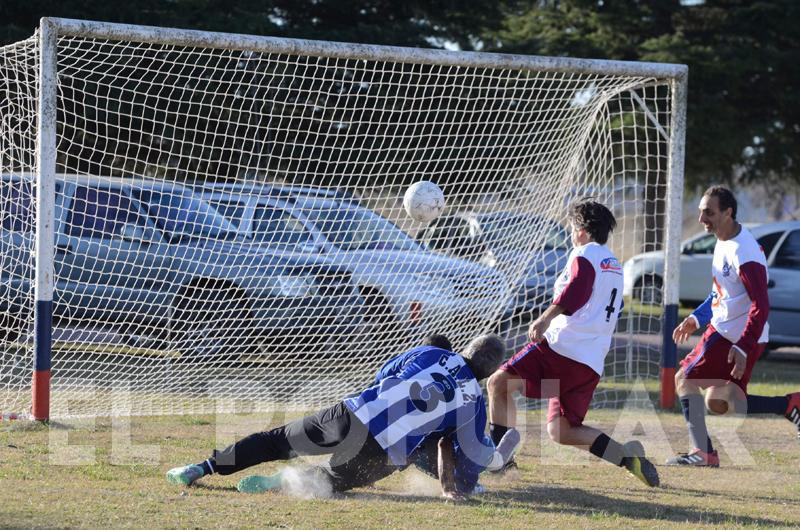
[{"xmin": 403, "ymin": 181, "xmax": 445, "ymax": 223}]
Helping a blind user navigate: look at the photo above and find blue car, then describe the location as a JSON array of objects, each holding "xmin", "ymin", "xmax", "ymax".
[{"xmin": 0, "ymin": 174, "xmax": 366, "ymax": 359}]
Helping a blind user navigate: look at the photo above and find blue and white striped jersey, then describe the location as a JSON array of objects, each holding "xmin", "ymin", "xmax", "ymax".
[{"xmin": 343, "ymin": 346, "xmax": 494, "ymax": 470}]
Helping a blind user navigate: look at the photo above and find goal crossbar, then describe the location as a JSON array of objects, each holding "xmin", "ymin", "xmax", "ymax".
[{"xmin": 45, "ymin": 17, "xmax": 688, "ymax": 79}]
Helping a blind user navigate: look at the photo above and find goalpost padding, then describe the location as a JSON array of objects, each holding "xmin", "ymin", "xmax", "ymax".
[{"xmin": 0, "ymin": 18, "xmax": 686, "ymax": 418}]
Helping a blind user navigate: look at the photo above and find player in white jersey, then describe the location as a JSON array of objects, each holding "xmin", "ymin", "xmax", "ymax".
[
  {"xmin": 486, "ymin": 199, "xmax": 659, "ymax": 487},
  {"xmin": 165, "ymin": 334, "xmax": 504, "ymax": 499},
  {"xmin": 668, "ymin": 186, "xmax": 800, "ymax": 467}
]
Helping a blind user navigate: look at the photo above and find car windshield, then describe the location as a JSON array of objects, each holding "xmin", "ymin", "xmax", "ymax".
[
  {"xmin": 684, "ymin": 233, "xmax": 716, "ymax": 254},
  {"xmin": 479, "ymin": 213, "xmax": 569, "ymax": 250},
  {"xmin": 250, "ymin": 205, "xmax": 316, "ymax": 248},
  {"xmin": 133, "ymin": 188, "xmax": 238, "ymax": 241},
  {"xmin": 292, "ymin": 198, "xmax": 423, "ymax": 252},
  {"xmin": 207, "ymin": 198, "xmax": 248, "ymax": 229}
]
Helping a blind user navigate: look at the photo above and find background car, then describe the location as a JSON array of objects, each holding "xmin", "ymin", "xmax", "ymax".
[
  {"xmin": 417, "ymin": 211, "xmax": 570, "ymax": 317},
  {"xmin": 199, "ymin": 183, "xmax": 510, "ymax": 346},
  {"xmin": 0, "ymin": 174, "xmax": 366, "ymax": 359},
  {"xmin": 623, "ymin": 220, "xmax": 800, "ymax": 347}
]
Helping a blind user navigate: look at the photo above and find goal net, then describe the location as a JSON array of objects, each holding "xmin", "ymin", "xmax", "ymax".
[{"xmin": 0, "ymin": 19, "xmax": 686, "ymax": 418}]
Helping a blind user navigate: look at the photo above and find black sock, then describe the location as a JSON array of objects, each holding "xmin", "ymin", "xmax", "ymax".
[
  {"xmin": 490, "ymin": 423, "xmax": 509, "ymax": 446},
  {"xmin": 198, "ymin": 459, "xmax": 215, "ymax": 476},
  {"xmin": 589, "ymin": 433, "xmax": 625, "ymax": 466},
  {"xmin": 681, "ymin": 394, "xmax": 714, "ymax": 453},
  {"xmin": 746, "ymin": 394, "xmax": 788, "ymax": 415}
]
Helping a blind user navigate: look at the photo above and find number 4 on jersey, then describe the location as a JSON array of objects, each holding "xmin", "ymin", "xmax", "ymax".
[{"xmin": 605, "ymin": 288, "xmax": 622, "ymax": 322}]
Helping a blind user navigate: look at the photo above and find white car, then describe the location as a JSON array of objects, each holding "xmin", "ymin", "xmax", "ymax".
[
  {"xmin": 416, "ymin": 211, "xmax": 570, "ymax": 316},
  {"xmin": 199, "ymin": 184, "xmax": 511, "ymax": 343},
  {"xmin": 623, "ymin": 220, "xmax": 800, "ymax": 347}
]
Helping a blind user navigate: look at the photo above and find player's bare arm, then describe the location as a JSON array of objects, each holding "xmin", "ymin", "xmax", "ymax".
[
  {"xmin": 528, "ymin": 304, "xmax": 566, "ymax": 342},
  {"xmin": 727, "ymin": 346, "xmax": 747, "ymax": 379},
  {"xmin": 437, "ymin": 436, "xmax": 464, "ymax": 501},
  {"xmin": 672, "ymin": 315, "xmax": 699, "ymax": 344}
]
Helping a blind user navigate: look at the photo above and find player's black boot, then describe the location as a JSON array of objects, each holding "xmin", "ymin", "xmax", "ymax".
[
  {"xmin": 784, "ymin": 392, "xmax": 800, "ymax": 439},
  {"xmin": 621, "ymin": 455, "xmax": 660, "ymax": 487}
]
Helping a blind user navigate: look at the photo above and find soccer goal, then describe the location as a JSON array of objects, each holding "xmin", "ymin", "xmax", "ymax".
[{"xmin": 0, "ymin": 18, "xmax": 687, "ymax": 419}]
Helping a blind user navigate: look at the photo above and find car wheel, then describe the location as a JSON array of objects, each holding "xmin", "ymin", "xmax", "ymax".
[
  {"xmin": 358, "ymin": 287, "xmax": 396, "ymax": 342},
  {"xmin": 358, "ymin": 288, "xmax": 394, "ymax": 326},
  {"xmin": 633, "ymin": 274, "xmax": 663, "ymax": 306},
  {"xmin": 171, "ymin": 288, "xmax": 252, "ymax": 363}
]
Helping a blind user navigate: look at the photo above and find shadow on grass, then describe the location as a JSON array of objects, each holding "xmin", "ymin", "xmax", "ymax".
[
  {"xmin": 489, "ymin": 484, "xmax": 794, "ymax": 526},
  {"xmin": 353, "ymin": 484, "xmax": 788, "ymax": 526},
  {"xmin": 664, "ymin": 483, "xmax": 800, "ymax": 508}
]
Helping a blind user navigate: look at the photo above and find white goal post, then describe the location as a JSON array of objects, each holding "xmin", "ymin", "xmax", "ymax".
[{"xmin": 0, "ymin": 18, "xmax": 687, "ymax": 420}]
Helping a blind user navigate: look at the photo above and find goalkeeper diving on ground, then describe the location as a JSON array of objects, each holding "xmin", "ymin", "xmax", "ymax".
[{"xmin": 167, "ymin": 333, "xmax": 511, "ymax": 499}]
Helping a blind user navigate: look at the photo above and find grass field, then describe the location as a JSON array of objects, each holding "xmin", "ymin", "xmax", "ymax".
[{"xmin": 2, "ymin": 356, "xmax": 800, "ymax": 529}]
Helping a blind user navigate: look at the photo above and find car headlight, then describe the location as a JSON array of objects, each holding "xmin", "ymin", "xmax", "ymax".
[{"xmin": 270, "ymin": 275, "xmax": 320, "ymax": 298}]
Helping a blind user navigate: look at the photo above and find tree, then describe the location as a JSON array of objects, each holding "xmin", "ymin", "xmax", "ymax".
[
  {"xmin": 484, "ymin": 0, "xmax": 800, "ymax": 188},
  {"xmin": 0, "ymin": 1, "xmax": 519, "ymax": 188},
  {"xmin": 4, "ymin": 0, "xmax": 797, "ymax": 188},
  {"xmin": 0, "ymin": 0, "xmax": 505, "ymax": 50}
]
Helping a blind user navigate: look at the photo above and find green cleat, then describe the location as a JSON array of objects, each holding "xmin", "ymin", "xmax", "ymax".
[
  {"xmin": 237, "ymin": 473, "xmax": 283, "ymax": 494},
  {"xmin": 166, "ymin": 464, "xmax": 205, "ymax": 487},
  {"xmin": 622, "ymin": 456, "xmax": 660, "ymax": 487}
]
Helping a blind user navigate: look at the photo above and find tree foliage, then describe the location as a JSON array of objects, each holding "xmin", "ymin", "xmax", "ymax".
[
  {"xmin": 1, "ymin": 0, "xmax": 797, "ymax": 187},
  {"xmin": 0, "ymin": 0, "xmax": 504, "ymax": 50},
  {"xmin": 484, "ymin": 0, "xmax": 800, "ymax": 188}
]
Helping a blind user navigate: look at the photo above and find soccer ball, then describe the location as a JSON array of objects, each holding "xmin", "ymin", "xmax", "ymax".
[{"xmin": 403, "ymin": 181, "xmax": 445, "ymax": 223}]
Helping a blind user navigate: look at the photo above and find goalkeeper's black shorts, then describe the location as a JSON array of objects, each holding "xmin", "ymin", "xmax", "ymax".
[{"xmin": 211, "ymin": 401, "xmax": 397, "ymax": 491}]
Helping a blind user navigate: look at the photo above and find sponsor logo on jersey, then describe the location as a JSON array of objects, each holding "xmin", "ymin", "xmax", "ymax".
[
  {"xmin": 599, "ymin": 257, "xmax": 622, "ymax": 273},
  {"xmin": 722, "ymin": 260, "xmax": 731, "ymax": 277}
]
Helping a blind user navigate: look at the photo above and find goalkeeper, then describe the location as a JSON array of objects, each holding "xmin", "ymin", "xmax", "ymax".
[{"xmin": 167, "ymin": 333, "xmax": 505, "ymax": 499}]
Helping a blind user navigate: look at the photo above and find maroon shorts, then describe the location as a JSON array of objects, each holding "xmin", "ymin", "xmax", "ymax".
[
  {"xmin": 680, "ymin": 325, "xmax": 764, "ymax": 391},
  {"xmin": 500, "ymin": 340, "xmax": 600, "ymax": 427}
]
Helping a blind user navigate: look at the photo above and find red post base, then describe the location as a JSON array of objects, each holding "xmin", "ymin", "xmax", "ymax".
[{"xmin": 31, "ymin": 369, "xmax": 51, "ymax": 421}]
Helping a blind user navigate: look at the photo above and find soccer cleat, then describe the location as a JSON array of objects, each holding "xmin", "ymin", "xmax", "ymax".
[
  {"xmin": 621, "ymin": 456, "xmax": 660, "ymax": 487},
  {"xmin": 166, "ymin": 464, "xmax": 205, "ymax": 487},
  {"xmin": 623, "ymin": 440, "xmax": 645, "ymax": 458},
  {"xmin": 237, "ymin": 473, "xmax": 283, "ymax": 494},
  {"xmin": 486, "ymin": 427, "xmax": 521, "ymax": 473},
  {"xmin": 784, "ymin": 392, "xmax": 800, "ymax": 438},
  {"xmin": 665, "ymin": 448, "xmax": 720, "ymax": 467},
  {"xmin": 488, "ymin": 456, "xmax": 518, "ymax": 474}
]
